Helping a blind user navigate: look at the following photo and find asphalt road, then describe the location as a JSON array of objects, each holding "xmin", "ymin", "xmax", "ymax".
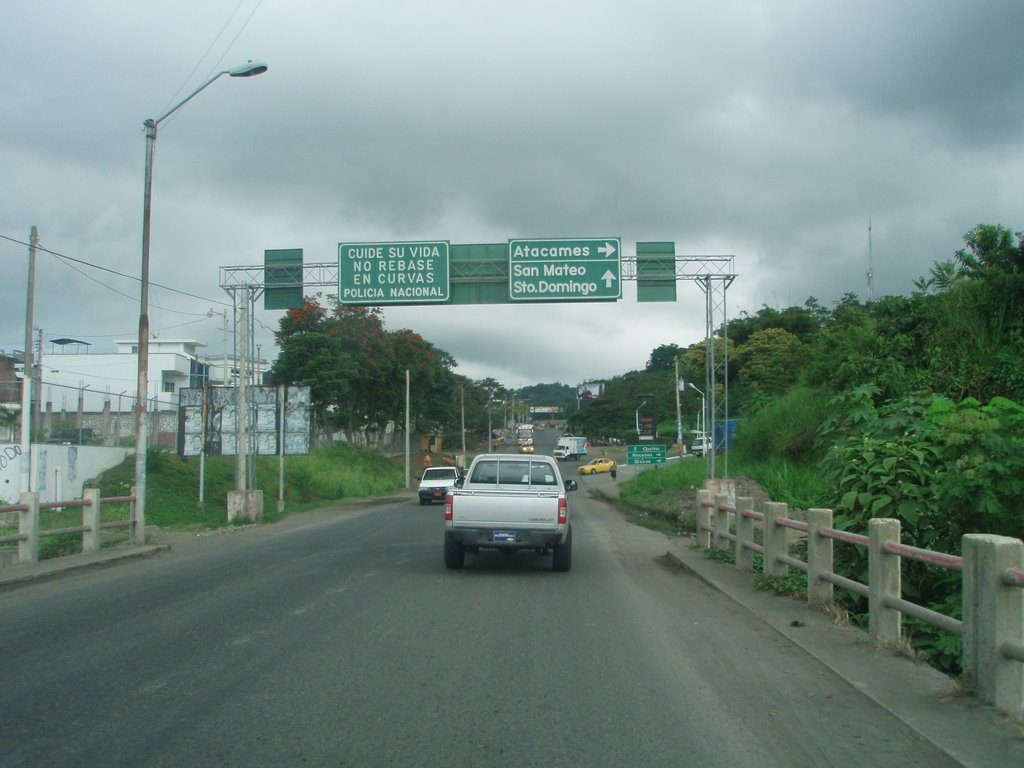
[{"xmin": 0, "ymin": 470, "xmax": 963, "ymax": 768}]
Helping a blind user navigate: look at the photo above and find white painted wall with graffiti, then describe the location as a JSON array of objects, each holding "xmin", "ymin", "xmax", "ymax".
[{"xmin": 0, "ymin": 444, "xmax": 131, "ymax": 506}]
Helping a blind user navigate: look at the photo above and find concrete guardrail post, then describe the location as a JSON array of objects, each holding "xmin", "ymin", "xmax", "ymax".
[
  {"xmin": 806, "ymin": 508, "xmax": 834, "ymax": 606},
  {"xmin": 696, "ymin": 489, "xmax": 712, "ymax": 550},
  {"xmin": 18, "ymin": 491, "xmax": 39, "ymax": 565},
  {"xmin": 714, "ymin": 493, "xmax": 730, "ymax": 550},
  {"xmin": 82, "ymin": 488, "xmax": 101, "ymax": 553},
  {"xmin": 962, "ymin": 534, "xmax": 1024, "ymax": 718},
  {"xmin": 735, "ymin": 496, "xmax": 754, "ymax": 571},
  {"xmin": 869, "ymin": 518, "xmax": 902, "ymax": 647},
  {"xmin": 762, "ymin": 501, "xmax": 788, "ymax": 578}
]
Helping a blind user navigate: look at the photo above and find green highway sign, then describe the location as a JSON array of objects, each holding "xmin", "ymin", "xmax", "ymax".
[
  {"xmin": 627, "ymin": 444, "xmax": 667, "ymax": 465},
  {"xmin": 508, "ymin": 237, "xmax": 621, "ymax": 301},
  {"xmin": 339, "ymin": 241, "xmax": 450, "ymax": 304}
]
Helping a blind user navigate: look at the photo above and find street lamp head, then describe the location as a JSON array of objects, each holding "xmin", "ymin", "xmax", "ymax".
[{"xmin": 229, "ymin": 61, "xmax": 268, "ymax": 78}]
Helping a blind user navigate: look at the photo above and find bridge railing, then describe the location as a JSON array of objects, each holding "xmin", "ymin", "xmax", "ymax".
[
  {"xmin": 0, "ymin": 489, "xmax": 139, "ymax": 565},
  {"xmin": 697, "ymin": 488, "xmax": 1024, "ymax": 718}
]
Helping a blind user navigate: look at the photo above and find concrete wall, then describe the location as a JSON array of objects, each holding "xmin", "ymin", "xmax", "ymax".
[{"xmin": 0, "ymin": 443, "xmax": 131, "ymax": 505}]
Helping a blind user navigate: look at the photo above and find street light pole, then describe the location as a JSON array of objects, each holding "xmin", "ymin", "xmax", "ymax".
[
  {"xmin": 459, "ymin": 383, "xmax": 466, "ymax": 470},
  {"xmin": 134, "ymin": 61, "xmax": 267, "ymax": 543},
  {"xmin": 675, "ymin": 357, "xmax": 684, "ymax": 453},
  {"xmin": 688, "ymin": 382, "xmax": 706, "ymax": 450}
]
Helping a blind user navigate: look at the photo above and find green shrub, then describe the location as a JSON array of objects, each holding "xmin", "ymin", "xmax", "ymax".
[{"xmin": 732, "ymin": 386, "xmax": 831, "ymax": 464}]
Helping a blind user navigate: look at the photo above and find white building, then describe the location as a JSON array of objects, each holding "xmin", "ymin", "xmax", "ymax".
[
  {"xmin": 14, "ymin": 338, "xmax": 271, "ymax": 447},
  {"xmin": 39, "ymin": 338, "xmax": 211, "ymax": 416}
]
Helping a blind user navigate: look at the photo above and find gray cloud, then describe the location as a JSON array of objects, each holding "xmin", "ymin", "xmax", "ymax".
[{"xmin": 2, "ymin": 0, "xmax": 1022, "ymax": 388}]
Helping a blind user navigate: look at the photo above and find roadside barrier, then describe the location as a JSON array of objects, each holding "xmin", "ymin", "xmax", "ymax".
[
  {"xmin": 0, "ymin": 489, "xmax": 139, "ymax": 565},
  {"xmin": 697, "ymin": 488, "xmax": 1024, "ymax": 718}
]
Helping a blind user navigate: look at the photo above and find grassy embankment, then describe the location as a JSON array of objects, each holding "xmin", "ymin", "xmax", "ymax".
[
  {"xmin": 615, "ymin": 453, "xmax": 827, "ymax": 533},
  {"xmin": 2, "ymin": 444, "xmax": 410, "ymax": 559}
]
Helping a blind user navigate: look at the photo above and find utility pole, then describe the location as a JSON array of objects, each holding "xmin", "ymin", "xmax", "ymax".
[
  {"xmin": 236, "ymin": 291, "xmax": 249, "ymax": 492},
  {"xmin": 20, "ymin": 226, "xmax": 38, "ymax": 494},
  {"xmin": 675, "ymin": 356, "xmax": 683, "ymax": 453},
  {"xmin": 487, "ymin": 388, "xmax": 493, "ymax": 454},
  {"xmin": 405, "ymin": 369, "xmax": 410, "ymax": 487},
  {"xmin": 34, "ymin": 328, "xmax": 43, "ymax": 443}
]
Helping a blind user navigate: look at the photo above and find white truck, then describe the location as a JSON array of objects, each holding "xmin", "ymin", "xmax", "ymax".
[
  {"xmin": 690, "ymin": 431, "xmax": 712, "ymax": 456},
  {"xmin": 418, "ymin": 466, "xmax": 461, "ymax": 505},
  {"xmin": 553, "ymin": 435, "xmax": 587, "ymax": 461},
  {"xmin": 443, "ymin": 453, "xmax": 578, "ymax": 571}
]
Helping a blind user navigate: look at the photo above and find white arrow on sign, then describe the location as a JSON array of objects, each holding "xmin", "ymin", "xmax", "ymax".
[
  {"xmin": 598, "ymin": 241, "xmax": 617, "ymax": 258},
  {"xmin": 602, "ymin": 270, "xmax": 617, "ymax": 288}
]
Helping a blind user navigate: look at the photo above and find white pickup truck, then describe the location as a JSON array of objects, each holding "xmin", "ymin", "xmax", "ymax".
[
  {"xmin": 418, "ymin": 466, "xmax": 461, "ymax": 505},
  {"xmin": 443, "ymin": 453, "xmax": 578, "ymax": 571}
]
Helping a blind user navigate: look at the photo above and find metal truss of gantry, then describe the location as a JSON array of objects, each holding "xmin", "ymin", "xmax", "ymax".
[{"xmin": 221, "ymin": 282, "xmax": 263, "ymax": 493}]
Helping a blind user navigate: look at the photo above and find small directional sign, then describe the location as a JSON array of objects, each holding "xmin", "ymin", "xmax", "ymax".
[
  {"xmin": 339, "ymin": 241, "xmax": 450, "ymax": 304},
  {"xmin": 627, "ymin": 444, "xmax": 667, "ymax": 465},
  {"xmin": 508, "ymin": 237, "xmax": 621, "ymax": 301}
]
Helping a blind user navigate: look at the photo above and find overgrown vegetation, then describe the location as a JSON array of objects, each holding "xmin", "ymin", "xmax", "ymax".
[
  {"xmin": 751, "ymin": 554, "xmax": 808, "ymax": 597},
  {"xmin": 598, "ymin": 223, "xmax": 1024, "ymax": 676}
]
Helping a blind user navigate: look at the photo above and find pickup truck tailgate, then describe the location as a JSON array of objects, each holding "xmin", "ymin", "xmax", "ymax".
[{"xmin": 449, "ymin": 489, "xmax": 562, "ymax": 529}]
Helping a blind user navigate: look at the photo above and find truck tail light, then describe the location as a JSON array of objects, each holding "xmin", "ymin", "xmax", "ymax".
[
  {"xmin": 558, "ymin": 496, "xmax": 568, "ymax": 525},
  {"xmin": 444, "ymin": 493, "xmax": 454, "ymax": 521}
]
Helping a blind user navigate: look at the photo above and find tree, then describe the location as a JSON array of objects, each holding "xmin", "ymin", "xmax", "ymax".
[
  {"xmin": 681, "ymin": 337, "xmax": 736, "ymax": 383},
  {"xmin": 733, "ymin": 328, "xmax": 806, "ymax": 396},
  {"xmin": 911, "ymin": 226, "xmax": 1024, "ymax": 401},
  {"xmin": 646, "ymin": 343, "xmax": 681, "ymax": 372},
  {"xmin": 725, "ymin": 304, "xmax": 820, "ymax": 346},
  {"xmin": 955, "ymin": 224, "xmax": 1024, "ymax": 278},
  {"xmin": 271, "ymin": 298, "xmax": 357, "ymax": 430},
  {"xmin": 385, "ymin": 329, "xmax": 458, "ymax": 433},
  {"xmin": 271, "ymin": 298, "xmax": 461, "ymax": 438}
]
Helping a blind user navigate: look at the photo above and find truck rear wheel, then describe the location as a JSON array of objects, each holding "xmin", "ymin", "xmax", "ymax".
[
  {"xmin": 444, "ymin": 535, "xmax": 465, "ymax": 569},
  {"xmin": 552, "ymin": 526, "xmax": 572, "ymax": 572}
]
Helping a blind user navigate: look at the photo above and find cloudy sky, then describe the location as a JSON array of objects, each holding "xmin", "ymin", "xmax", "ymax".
[{"xmin": 3, "ymin": 0, "xmax": 1023, "ymax": 390}]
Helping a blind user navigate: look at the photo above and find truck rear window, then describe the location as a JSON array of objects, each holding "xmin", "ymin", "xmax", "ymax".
[{"xmin": 469, "ymin": 459, "xmax": 558, "ymax": 486}]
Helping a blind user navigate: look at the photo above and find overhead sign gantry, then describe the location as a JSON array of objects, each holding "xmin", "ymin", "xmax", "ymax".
[{"xmin": 222, "ymin": 240, "xmax": 737, "ymax": 480}]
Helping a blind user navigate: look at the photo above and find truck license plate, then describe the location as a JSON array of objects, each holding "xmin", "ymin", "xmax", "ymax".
[{"xmin": 492, "ymin": 530, "xmax": 516, "ymax": 544}]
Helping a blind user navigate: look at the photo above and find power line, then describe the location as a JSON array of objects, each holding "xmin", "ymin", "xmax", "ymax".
[{"xmin": 0, "ymin": 232, "xmax": 230, "ymax": 308}]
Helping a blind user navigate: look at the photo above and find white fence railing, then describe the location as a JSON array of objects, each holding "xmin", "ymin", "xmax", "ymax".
[
  {"xmin": 697, "ymin": 488, "xmax": 1024, "ymax": 718},
  {"xmin": 0, "ymin": 489, "xmax": 140, "ymax": 565}
]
